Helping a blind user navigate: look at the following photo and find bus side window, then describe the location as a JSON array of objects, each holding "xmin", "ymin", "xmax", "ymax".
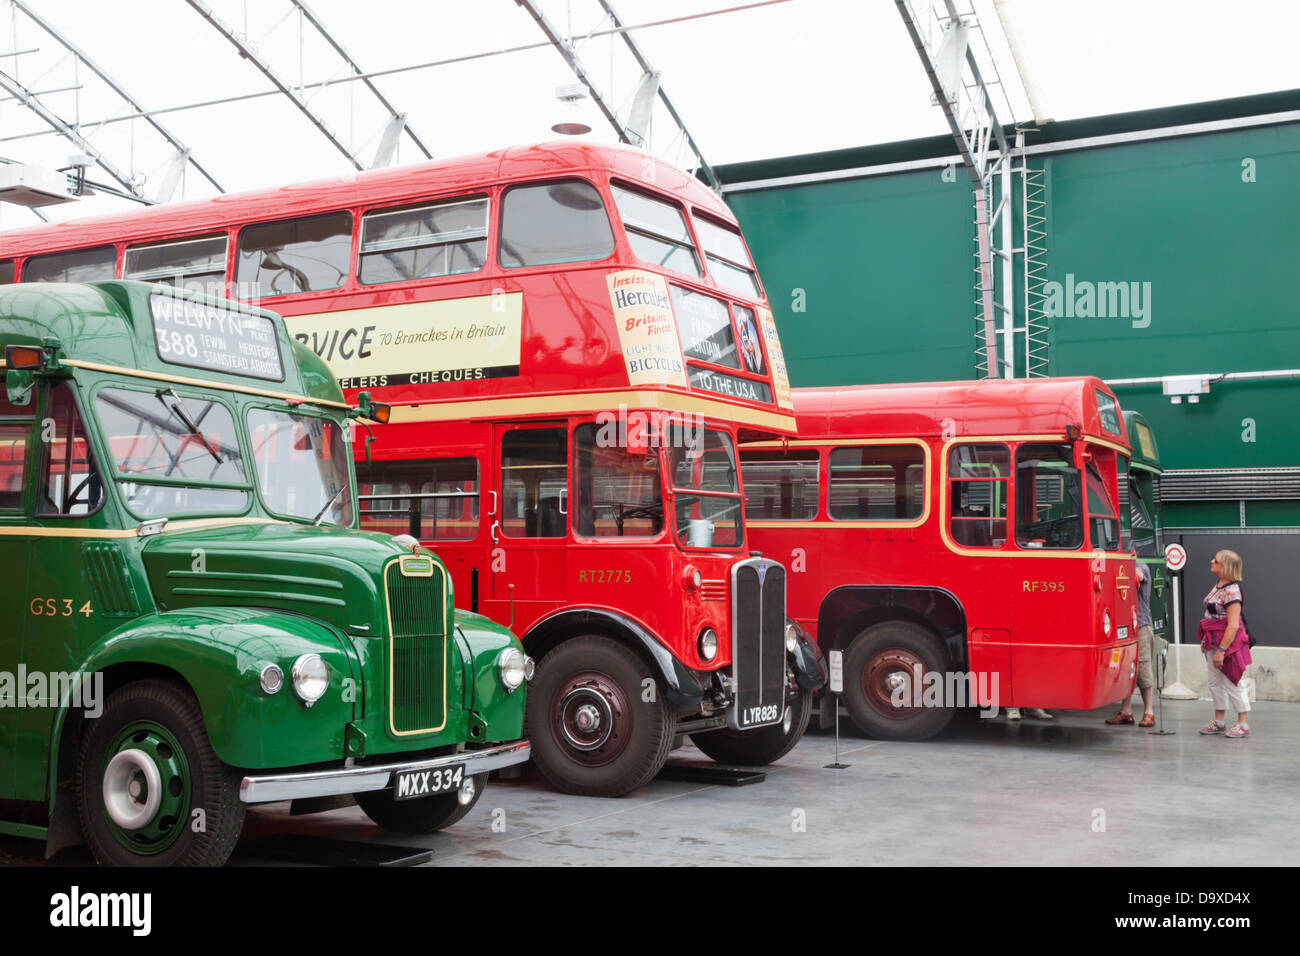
[
  {"xmin": 358, "ymin": 196, "xmax": 489, "ymax": 285},
  {"xmin": 360, "ymin": 457, "xmax": 481, "ymax": 540},
  {"xmin": 829, "ymin": 445, "xmax": 925, "ymax": 520},
  {"xmin": 0, "ymin": 375, "xmax": 34, "ymax": 511},
  {"xmin": 739, "ymin": 449, "xmax": 819, "ymax": 520},
  {"xmin": 0, "ymin": 260, "xmax": 14, "ymax": 284},
  {"xmin": 235, "ymin": 211, "xmax": 352, "ymax": 299},
  {"xmin": 22, "ymin": 245, "xmax": 118, "ymax": 283},
  {"xmin": 948, "ymin": 443, "xmax": 1009, "ymax": 547},
  {"xmin": 500, "ymin": 429, "xmax": 568, "ymax": 538},
  {"xmin": 36, "ymin": 383, "xmax": 104, "ymax": 518},
  {"xmin": 124, "ymin": 234, "xmax": 229, "ymax": 296}
]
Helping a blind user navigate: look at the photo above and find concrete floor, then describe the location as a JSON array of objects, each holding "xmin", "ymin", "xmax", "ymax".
[{"xmin": 6, "ymin": 698, "xmax": 1295, "ymax": 867}]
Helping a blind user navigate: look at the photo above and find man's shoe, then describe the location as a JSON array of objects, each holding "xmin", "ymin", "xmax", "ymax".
[
  {"xmin": 1026, "ymin": 708, "xmax": 1054, "ymax": 720},
  {"xmin": 1105, "ymin": 712, "xmax": 1135, "ymax": 725},
  {"xmin": 1138, "ymin": 714, "xmax": 1156, "ymax": 728},
  {"xmin": 1004, "ymin": 707, "xmax": 1021, "ymax": 721}
]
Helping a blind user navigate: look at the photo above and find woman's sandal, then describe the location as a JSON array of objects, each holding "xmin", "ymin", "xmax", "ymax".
[
  {"xmin": 1105, "ymin": 712, "xmax": 1134, "ymax": 725},
  {"xmin": 1138, "ymin": 714, "xmax": 1155, "ymax": 727}
]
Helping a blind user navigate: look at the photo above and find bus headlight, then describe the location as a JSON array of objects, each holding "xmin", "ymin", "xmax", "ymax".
[
  {"xmin": 1102, "ymin": 610, "xmax": 1112, "ymax": 638},
  {"xmin": 698, "ymin": 628, "xmax": 718, "ymax": 662},
  {"xmin": 785, "ymin": 622, "xmax": 799, "ymax": 653},
  {"xmin": 498, "ymin": 647, "xmax": 533, "ymax": 692},
  {"xmin": 291, "ymin": 653, "xmax": 329, "ymax": 706}
]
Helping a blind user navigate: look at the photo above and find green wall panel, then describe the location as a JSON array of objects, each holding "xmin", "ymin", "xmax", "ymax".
[
  {"xmin": 727, "ymin": 119, "xmax": 1300, "ymax": 478},
  {"xmin": 728, "ymin": 169, "xmax": 975, "ymax": 386}
]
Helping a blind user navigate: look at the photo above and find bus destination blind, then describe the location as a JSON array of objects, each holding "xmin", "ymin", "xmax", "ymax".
[{"xmin": 149, "ymin": 292, "xmax": 285, "ymax": 382}]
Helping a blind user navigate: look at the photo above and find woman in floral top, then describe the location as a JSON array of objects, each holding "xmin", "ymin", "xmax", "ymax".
[{"xmin": 1198, "ymin": 550, "xmax": 1251, "ymax": 738}]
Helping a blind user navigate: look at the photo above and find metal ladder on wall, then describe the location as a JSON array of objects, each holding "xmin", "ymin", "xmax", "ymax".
[
  {"xmin": 975, "ymin": 135, "xmax": 1051, "ymax": 378},
  {"xmin": 898, "ymin": 0, "xmax": 1051, "ymax": 379}
]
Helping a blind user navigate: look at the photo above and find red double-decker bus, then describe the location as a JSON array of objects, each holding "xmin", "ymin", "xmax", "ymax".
[
  {"xmin": 0, "ymin": 142, "xmax": 824, "ymax": 796},
  {"xmin": 740, "ymin": 377, "xmax": 1137, "ymax": 740}
]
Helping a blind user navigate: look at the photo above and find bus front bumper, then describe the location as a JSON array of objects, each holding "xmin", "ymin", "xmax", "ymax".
[{"xmin": 238, "ymin": 740, "xmax": 531, "ymax": 804}]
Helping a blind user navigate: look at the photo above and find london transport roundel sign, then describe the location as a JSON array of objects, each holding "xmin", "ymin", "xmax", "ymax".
[{"xmin": 1165, "ymin": 543, "xmax": 1187, "ymax": 571}]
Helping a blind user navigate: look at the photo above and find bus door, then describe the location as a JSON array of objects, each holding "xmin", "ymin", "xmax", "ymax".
[
  {"xmin": 0, "ymin": 375, "xmax": 35, "ymax": 799},
  {"xmin": 947, "ymin": 442, "xmax": 1015, "ymax": 697},
  {"xmin": 20, "ymin": 381, "xmax": 106, "ymax": 801},
  {"xmin": 488, "ymin": 423, "xmax": 570, "ymax": 626}
]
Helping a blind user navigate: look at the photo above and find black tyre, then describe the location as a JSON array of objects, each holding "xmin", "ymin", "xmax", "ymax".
[
  {"xmin": 690, "ymin": 684, "xmax": 812, "ymax": 766},
  {"xmin": 76, "ymin": 679, "xmax": 244, "ymax": 867},
  {"xmin": 842, "ymin": 621, "xmax": 956, "ymax": 741},
  {"xmin": 524, "ymin": 635, "xmax": 674, "ymax": 797},
  {"xmin": 356, "ymin": 772, "xmax": 485, "ymax": 833}
]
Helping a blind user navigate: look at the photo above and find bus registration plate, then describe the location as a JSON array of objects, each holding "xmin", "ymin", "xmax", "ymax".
[{"xmin": 394, "ymin": 764, "xmax": 464, "ymax": 800}]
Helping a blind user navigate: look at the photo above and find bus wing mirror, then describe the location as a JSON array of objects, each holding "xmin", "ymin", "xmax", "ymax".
[{"xmin": 352, "ymin": 391, "xmax": 391, "ymax": 424}]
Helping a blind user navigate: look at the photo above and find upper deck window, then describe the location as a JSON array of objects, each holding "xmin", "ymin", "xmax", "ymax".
[
  {"xmin": 124, "ymin": 234, "xmax": 228, "ymax": 293},
  {"xmin": 671, "ymin": 285, "xmax": 738, "ymax": 369},
  {"xmin": 498, "ymin": 180, "xmax": 614, "ymax": 269},
  {"xmin": 359, "ymin": 196, "xmax": 489, "ymax": 285},
  {"xmin": 23, "ymin": 245, "xmax": 117, "ymax": 284},
  {"xmin": 0, "ymin": 260, "xmax": 14, "ymax": 284},
  {"xmin": 694, "ymin": 216, "xmax": 759, "ymax": 299},
  {"xmin": 611, "ymin": 184, "xmax": 701, "ymax": 277},
  {"xmin": 1096, "ymin": 388, "xmax": 1121, "ymax": 435},
  {"xmin": 235, "ymin": 211, "xmax": 352, "ymax": 299}
]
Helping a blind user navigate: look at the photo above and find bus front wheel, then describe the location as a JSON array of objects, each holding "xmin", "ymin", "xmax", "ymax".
[
  {"xmin": 690, "ymin": 683, "xmax": 812, "ymax": 766},
  {"xmin": 76, "ymin": 679, "xmax": 245, "ymax": 867},
  {"xmin": 356, "ymin": 773, "xmax": 485, "ymax": 833},
  {"xmin": 843, "ymin": 622, "xmax": 956, "ymax": 741},
  {"xmin": 524, "ymin": 635, "xmax": 674, "ymax": 797}
]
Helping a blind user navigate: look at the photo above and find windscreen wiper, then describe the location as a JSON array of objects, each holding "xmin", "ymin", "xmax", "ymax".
[
  {"xmin": 157, "ymin": 388, "xmax": 223, "ymax": 464},
  {"xmin": 313, "ymin": 484, "xmax": 347, "ymax": 526}
]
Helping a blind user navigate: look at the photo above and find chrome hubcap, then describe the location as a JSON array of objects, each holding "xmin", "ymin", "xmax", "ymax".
[
  {"xmin": 103, "ymin": 749, "xmax": 162, "ymax": 831},
  {"xmin": 558, "ymin": 690, "xmax": 614, "ymax": 752}
]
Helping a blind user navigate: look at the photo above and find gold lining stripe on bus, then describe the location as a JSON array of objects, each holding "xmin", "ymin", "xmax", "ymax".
[
  {"xmin": 747, "ymin": 437, "xmax": 931, "ymax": 529},
  {"xmin": 385, "ymin": 389, "xmax": 797, "ymax": 433},
  {"xmin": 937, "ymin": 436, "xmax": 1132, "ymax": 561},
  {"xmin": 747, "ymin": 433, "xmax": 1131, "ymax": 453},
  {"xmin": 58, "ymin": 360, "xmax": 350, "ymax": 410},
  {"xmin": 0, "ymin": 517, "xmax": 290, "ymax": 538}
]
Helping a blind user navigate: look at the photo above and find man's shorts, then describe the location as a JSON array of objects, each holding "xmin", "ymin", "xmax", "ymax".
[{"xmin": 1136, "ymin": 624, "xmax": 1155, "ymax": 690}]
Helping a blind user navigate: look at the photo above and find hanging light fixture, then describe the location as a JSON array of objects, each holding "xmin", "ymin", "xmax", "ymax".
[{"xmin": 551, "ymin": 82, "xmax": 593, "ymax": 135}]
